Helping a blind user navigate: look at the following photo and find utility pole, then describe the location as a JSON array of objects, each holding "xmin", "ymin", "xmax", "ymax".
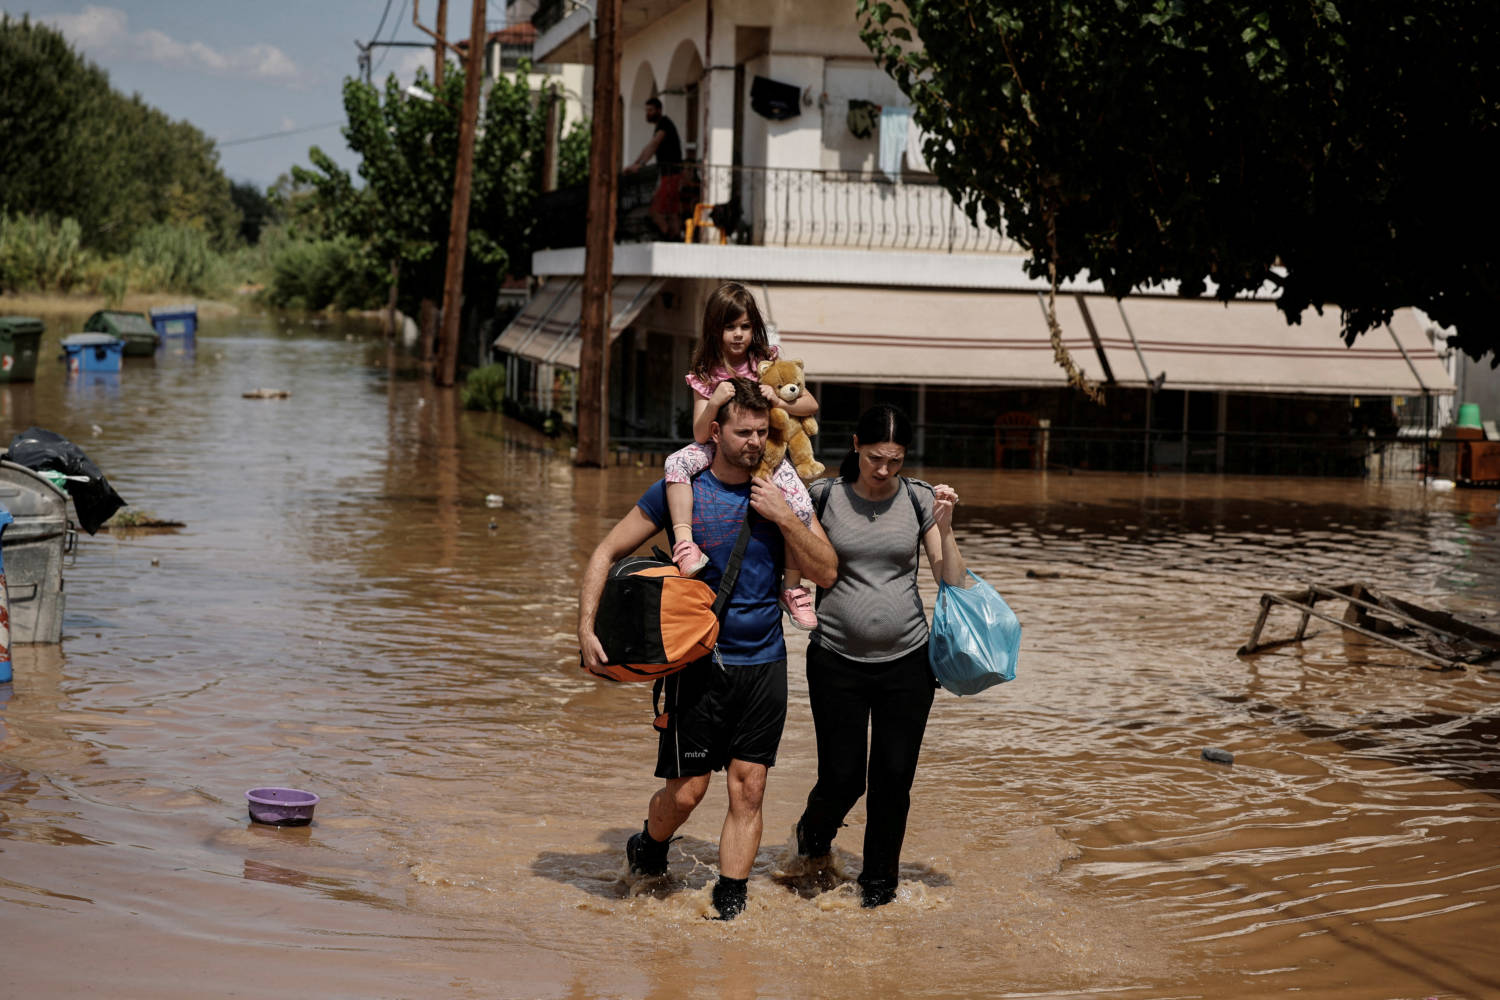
[
  {"xmin": 412, "ymin": 0, "xmax": 462, "ymax": 376},
  {"xmin": 434, "ymin": 0, "xmax": 486, "ymax": 387},
  {"xmin": 433, "ymin": 0, "xmax": 449, "ymax": 87},
  {"xmin": 576, "ymin": 0, "xmax": 622, "ymax": 467}
]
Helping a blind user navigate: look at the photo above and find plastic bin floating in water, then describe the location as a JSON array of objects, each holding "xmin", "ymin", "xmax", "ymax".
[
  {"xmin": 61, "ymin": 333, "xmax": 124, "ymax": 374},
  {"xmin": 0, "ymin": 316, "xmax": 43, "ymax": 383},
  {"xmin": 149, "ymin": 304, "xmax": 197, "ymax": 342},
  {"xmin": 246, "ymin": 786, "xmax": 319, "ymax": 826},
  {"xmin": 83, "ymin": 310, "xmax": 158, "ymax": 356},
  {"xmin": 0, "ymin": 461, "xmax": 68, "ymax": 645}
]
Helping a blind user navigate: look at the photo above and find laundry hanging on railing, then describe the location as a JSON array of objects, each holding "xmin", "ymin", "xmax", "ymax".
[
  {"xmin": 906, "ymin": 121, "xmax": 931, "ymax": 172},
  {"xmin": 751, "ymin": 76, "xmax": 801, "ymax": 120},
  {"xmin": 846, "ymin": 99, "xmax": 878, "ymax": 139},
  {"xmin": 878, "ymin": 106, "xmax": 911, "ymax": 181}
]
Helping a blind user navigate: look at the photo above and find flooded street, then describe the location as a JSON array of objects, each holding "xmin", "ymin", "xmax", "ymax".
[{"xmin": 1, "ymin": 311, "xmax": 1497, "ymax": 999}]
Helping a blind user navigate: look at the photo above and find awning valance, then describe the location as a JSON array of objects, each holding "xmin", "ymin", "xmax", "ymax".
[
  {"xmin": 1088, "ymin": 297, "xmax": 1454, "ymax": 396},
  {"xmin": 494, "ymin": 276, "xmax": 664, "ymax": 369},
  {"xmin": 763, "ymin": 285, "xmax": 1101, "ymax": 387},
  {"xmin": 760, "ymin": 284, "xmax": 1453, "ymax": 396}
]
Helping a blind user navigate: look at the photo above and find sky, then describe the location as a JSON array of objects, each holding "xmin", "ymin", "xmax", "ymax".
[{"xmin": 5, "ymin": 1, "xmax": 504, "ymax": 188}]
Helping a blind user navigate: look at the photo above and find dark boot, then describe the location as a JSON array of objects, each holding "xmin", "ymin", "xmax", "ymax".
[
  {"xmin": 795, "ymin": 817, "xmax": 832, "ymax": 858},
  {"xmin": 709, "ymin": 876, "xmax": 748, "ymax": 920},
  {"xmin": 858, "ymin": 876, "xmax": 897, "ymax": 908},
  {"xmin": 625, "ymin": 821, "xmax": 669, "ymax": 877}
]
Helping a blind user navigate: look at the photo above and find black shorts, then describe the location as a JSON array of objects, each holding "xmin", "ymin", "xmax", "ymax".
[{"xmin": 655, "ymin": 657, "xmax": 788, "ymax": 778}]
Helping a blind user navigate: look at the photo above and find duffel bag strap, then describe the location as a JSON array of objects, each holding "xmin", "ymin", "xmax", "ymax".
[{"xmin": 710, "ymin": 512, "xmax": 755, "ymax": 621}]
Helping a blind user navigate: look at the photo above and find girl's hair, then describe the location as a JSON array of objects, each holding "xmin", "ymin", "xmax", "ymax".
[
  {"xmin": 839, "ymin": 403, "xmax": 914, "ymax": 482},
  {"xmin": 689, "ymin": 281, "xmax": 772, "ymax": 382}
]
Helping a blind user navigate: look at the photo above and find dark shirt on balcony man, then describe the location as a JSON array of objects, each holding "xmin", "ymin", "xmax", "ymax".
[{"xmin": 625, "ymin": 97, "xmax": 684, "ymax": 239}]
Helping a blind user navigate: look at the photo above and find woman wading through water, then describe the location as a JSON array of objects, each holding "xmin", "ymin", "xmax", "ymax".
[{"xmin": 793, "ymin": 403, "xmax": 970, "ymax": 907}]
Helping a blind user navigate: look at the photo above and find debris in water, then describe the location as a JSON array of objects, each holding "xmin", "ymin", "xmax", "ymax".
[
  {"xmin": 1026, "ymin": 568, "xmax": 1062, "ymax": 579},
  {"xmin": 1201, "ymin": 748, "xmax": 1234, "ymax": 765},
  {"xmin": 243, "ymin": 388, "xmax": 291, "ymax": 399},
  {"xmin": 1239, "ymin": 581, "xmax": 1500, "ymax": 671},
  {"xmin": 485, "ymin": 494, "xmax": 504, "ymax": 508}
]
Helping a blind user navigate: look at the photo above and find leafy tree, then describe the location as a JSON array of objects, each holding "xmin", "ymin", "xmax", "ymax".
[
  {"xmin": 557, "ymin": 119, "xmax": 592, "ymax": 188},
  {"xmin": 858, "ymin": 1, "xmax": 1500, "ymax": 374},
  {"xmin": 294, "ymin": 62, "xmax": 552, "ymax": 320},
  {"xmin": 230, "ymin": 181, "xmax": 273, "ymax": 245},
  {"xmin": 0, "ymin": 15, "xmax": 240, "ymax": 253}
]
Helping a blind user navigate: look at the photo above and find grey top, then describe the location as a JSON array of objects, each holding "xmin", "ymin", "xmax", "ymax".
[{"xmin": 811, "ymin": 477, "xmax": 937, "ymax": 662}]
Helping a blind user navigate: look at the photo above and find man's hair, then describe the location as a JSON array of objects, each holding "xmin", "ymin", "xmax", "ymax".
[
  {"xmin": 714, "ymin": 377, "xmax": 770, "ymax": 426},
  {"xmin": 645, "ymin": 97, "xmax": 663, "ymax": 110}
]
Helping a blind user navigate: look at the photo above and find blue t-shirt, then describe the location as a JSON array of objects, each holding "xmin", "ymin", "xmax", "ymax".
[{"xmin": 636, "ymin": 472, "xmax": 786, "ymax": 664}]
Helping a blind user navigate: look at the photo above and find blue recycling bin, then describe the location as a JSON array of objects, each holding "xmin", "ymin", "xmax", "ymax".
[
  {"xmin": 61, "ymin": 333, "xmax": 124, "ymax": 374},
  {"xmin": 149, "ymin": 304, "xmax": 198, "ymax": 342}
]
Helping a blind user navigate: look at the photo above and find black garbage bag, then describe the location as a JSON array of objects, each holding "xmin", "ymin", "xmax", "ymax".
[{"xmin": 6, "ymin": 427, "xmax": 126, "ymax": 534}]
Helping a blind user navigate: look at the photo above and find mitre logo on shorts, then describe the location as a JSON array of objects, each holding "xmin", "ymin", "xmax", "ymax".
[{"xmin": 684, "ymin": 750, "xmax": 708, "ymax": 758}]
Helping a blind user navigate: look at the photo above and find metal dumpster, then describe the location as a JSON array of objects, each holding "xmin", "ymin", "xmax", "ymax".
[{"xmin": 0, "ymin": 460, "xmax": 69, "ymax": 643}]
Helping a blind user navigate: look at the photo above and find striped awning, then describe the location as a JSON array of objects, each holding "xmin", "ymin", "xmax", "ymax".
[
  {"xmin": 760, "ymin": 284, "xmax": 1453, "ymax": 395},
  {"xmin": 494, "ymin": 276, "xmax": 664, "ymax": 369}
]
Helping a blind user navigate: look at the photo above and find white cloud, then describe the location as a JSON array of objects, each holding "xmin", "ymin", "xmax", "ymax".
[{"xmin": 47, "ymin": 5, "xmax": 300, "ymax": 82}]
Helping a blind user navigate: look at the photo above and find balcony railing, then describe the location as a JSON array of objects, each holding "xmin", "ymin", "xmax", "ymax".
[{"xmin": 533, "ymin": 163, "xmax": 1019, "ymax": 254}]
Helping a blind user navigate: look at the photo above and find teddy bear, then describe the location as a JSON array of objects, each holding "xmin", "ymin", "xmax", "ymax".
[{"xmin": 755, "ymin": 357, "xmax": 825, "ymax": 482}]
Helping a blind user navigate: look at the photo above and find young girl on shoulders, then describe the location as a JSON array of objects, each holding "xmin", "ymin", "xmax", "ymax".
[{"xmin": 664, "ymin": 281, "xmax": 821, "ymax": 630}]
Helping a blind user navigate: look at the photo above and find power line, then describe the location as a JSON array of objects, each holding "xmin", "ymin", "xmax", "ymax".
[
  {"xmin": 371, "ymin": 0, "xmax": 396, "ymax": 43},
  {"xmin": 374, "ymin": 0, "xmax": 411, "ymax": 74},
  {"xmin": 217, "ymin": 121, "xmax": 344, "ymax": 148}
]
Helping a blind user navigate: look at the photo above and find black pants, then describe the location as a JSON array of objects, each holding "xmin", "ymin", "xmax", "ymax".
[{"xmin": 798, "ymin": 641, "xmax": 935, "ymax": 885}]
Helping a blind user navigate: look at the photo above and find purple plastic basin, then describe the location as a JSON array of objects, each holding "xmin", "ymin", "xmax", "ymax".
[{"xmin": 246, "ymin": 787, "xmax": 319, "ymax": 826}]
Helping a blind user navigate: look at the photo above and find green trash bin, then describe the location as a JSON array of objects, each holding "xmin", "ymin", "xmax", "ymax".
[
  {"xmin": 83, "ymin": 309, "xmax": 160, "ymax": 356},
  {"xmin": 0, "ymin": 316, "xmax": 44, "ymax": 383}
]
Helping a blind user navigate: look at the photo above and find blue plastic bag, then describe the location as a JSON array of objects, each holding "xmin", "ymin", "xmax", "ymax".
[{"xmin": 928, "ymin": 570, "xmax": 1020, "ymax": 695}]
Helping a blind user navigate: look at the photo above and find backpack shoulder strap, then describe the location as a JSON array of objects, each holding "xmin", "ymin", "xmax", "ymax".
[{"xmin": 811, "ymin": 476, "xmax": 840, "ymax": 521}]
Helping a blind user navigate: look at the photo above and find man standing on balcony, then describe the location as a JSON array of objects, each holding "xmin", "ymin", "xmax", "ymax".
[{"xmin": 624, "ymin": 97, "xmax": 684, "ymax": 240}]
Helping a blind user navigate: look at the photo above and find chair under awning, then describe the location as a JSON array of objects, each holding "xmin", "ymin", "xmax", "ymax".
[{"xmin": 494, "ymin": 276, "xmax": 664, "ymax": 370}]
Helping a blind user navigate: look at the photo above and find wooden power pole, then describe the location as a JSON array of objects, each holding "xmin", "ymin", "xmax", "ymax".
[
  {"xmin": 575, "ymin": 0, "xmax": 622, "ymax": 467},
  {"xmin": 434, "ymin": 0, "xmax": 486, "ymax": 387},
  {"xmin": 433, "ymin": 0, "xmax": 449, "ymax": 87}
]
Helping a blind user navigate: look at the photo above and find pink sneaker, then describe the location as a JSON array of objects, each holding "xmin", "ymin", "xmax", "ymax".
[
  {"xmin": 780, "ymin": 587, "xmax": 817, "ymax": 631},
  {"xmin": 673, "ymin": 539, "xmax": 709, "ymax": 577}
]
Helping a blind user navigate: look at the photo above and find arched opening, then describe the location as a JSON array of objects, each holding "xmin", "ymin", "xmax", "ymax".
[
  {"xmin": 625, "ymin": 61, "xmax": 659, "ymax": 169},
  {"xmin": 663, "ymin": 39, "xmax": 704, "ymax": 162}
]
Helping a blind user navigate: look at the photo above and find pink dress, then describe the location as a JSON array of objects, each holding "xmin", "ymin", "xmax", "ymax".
[{"xmin": 665, "ymin": 352, "xmax": 816, "ymax": 527}]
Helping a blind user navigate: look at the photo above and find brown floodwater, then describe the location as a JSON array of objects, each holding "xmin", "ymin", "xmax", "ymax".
[{"xmin": 0, "ymin": 310, "xmax": 1497, "ymax": 999}]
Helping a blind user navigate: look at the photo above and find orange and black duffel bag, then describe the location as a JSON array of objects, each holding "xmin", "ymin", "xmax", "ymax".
[{"xmin": 585, "ymin": 513, "xmax": 753, "ymax": 683}]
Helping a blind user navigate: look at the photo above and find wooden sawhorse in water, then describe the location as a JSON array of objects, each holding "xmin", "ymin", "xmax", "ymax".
[{"xmin": 1237, "ymin": 582, "xmax": 1500, "ymax": 671}]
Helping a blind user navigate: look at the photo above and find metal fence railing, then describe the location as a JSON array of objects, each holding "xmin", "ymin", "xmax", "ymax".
[{"xmin": 533, "ymin": 162, "xmax": 1018, "ymax": 254}]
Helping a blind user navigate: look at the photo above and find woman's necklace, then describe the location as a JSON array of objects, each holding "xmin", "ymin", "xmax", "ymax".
[{"xmin": 851, "ymin": 481, "xmax": 899, "ymax": 521}]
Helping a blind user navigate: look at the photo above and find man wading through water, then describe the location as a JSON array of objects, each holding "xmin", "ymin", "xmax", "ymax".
[{"xmin": 579, "ymin": 380, "xmax": 837, "ymax": 919}]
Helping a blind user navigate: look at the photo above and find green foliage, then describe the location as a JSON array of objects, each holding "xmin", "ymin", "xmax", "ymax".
[
  {"xmin": 557, "ymin": 119, "xmax": 592, "ymax": 189},
  {"xmin": 293, "ymin": 63, "xmax": 553, "ymax": 318},
  {"xmin": 0, "ymin": 212, "xmax": 242, "ymax": 298},
  {"xmin": 129, "ymin": 224, "xmax": 233, "ymax": 294},
  {"xmin": 0, "ymin": 214, "xmax": 90, "ymax": 292},
  {"xmin": 262, "ymin": 233, "xmax": 387, "ymax": 311},
  {"xmin": 230, "ymin": 182, "xmax": 273, "ymax": 245},
  {"xmin": 858, "ymin": 0, "xmax": 1500, "ymax": 362},
  {"xmin": 0, "ymin": 15, "xmax": 241, "ymax": 254},
  {"xmin": 460, "ymin": 363, "xmax": 508, "ymax": 411}
]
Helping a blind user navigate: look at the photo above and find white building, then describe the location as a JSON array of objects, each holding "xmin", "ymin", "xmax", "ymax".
[{"xmin": 495, "ymin": 0, "xmax": 1455, "ymax": 475}]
